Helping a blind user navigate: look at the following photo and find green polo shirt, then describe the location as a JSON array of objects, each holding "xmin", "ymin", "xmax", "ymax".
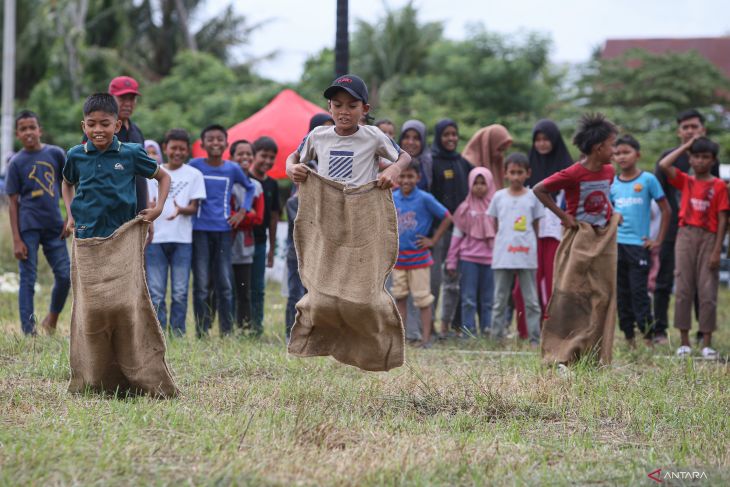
[{"xmin": 63, "ymin": 136, "xmax": 159, "ymax": 238}]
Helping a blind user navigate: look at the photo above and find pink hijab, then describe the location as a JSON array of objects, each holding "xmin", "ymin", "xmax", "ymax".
[{"xmin": 453, "ymin": 167, "xmax": 497, "ymax": 240}]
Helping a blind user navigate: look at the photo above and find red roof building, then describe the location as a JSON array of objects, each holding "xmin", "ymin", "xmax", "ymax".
[{"xmin": 602, "ymin": 37, "xmax": 730, "ymax": 78}]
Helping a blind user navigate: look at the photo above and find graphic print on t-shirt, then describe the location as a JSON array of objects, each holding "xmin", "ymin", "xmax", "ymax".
[
  {"xmin": 513, "ymin": 216, "xmax": 527, "ymax": 232},
  {"xmin": 328, "ymin": 150, "xmax": 354, "ymax": 181},
  {"xmin": 199, "ymin": 175, "xmax": 231, "ymax": 218},
  {"xmin": 578, "ymin": 180, "xmax": 610, "ymax": 226},
  {"xmin": 28, "ymin": 161, "xmax": 56, "ymax": 198}
]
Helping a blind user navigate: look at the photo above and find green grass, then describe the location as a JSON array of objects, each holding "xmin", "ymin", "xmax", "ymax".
[{"xmin": 1, "ymin": 210, "xmax": 729, "ymax": 486}]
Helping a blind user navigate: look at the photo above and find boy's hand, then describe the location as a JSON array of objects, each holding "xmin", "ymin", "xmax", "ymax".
[
  {"xmin": 561, "ymin": 214, "xmax": 578, "ymax": 229},
  {"xmin": 13, "ymin": 239, "xmax": 28, "ymax": 260},
  {"xmin": 416, "ymin": 235, "xmax": 435, "ymax": 249},
  {"xmin": 377, "ymin": 164, "xmax": 401, "ymax": 189},
  {"xmin": 228, "ymin": 210, "xmax": 245, "ymax": 228},
  {"xmin": 139, "ymin": 207, "xmax": 163, "ymax": 222},
  {"xmin": 166, "ymin": 200, "xmax": 180, "ymax": 220},
  {"xmin": 267, "ymin": 248, "xmax": 275, "ymax": 268},
  {"xmin": 287, "ymin": 163, "xmax": 309, "ymax": 183},
  {"xmin": 60, "ymin": 219, "xmax": 72, "ymax": 240},
  {"xmin": 447, "ymin": 269, "xmax": 458, "ymax": 279},
  {"xmin": 65, "ymin": 217, "xmax": 75, "ymax": 238},
  {"xmin": 709, "ymin": 251, "xmax": 721, "ymax": 271},
  {"xmin": 642, "ymin": 237, "xmax": 661, "ymax": 250}
]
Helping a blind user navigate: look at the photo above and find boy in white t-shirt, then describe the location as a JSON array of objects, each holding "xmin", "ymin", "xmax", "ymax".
[
  {"xmin": 488, "ymin": 153, "xmax": 545, "ymax": 345},
  {"xmin": 146, "ymin": 129, "xmax": 206, "ymax": 336},
  {"xmin": 286, "ymin": 74, "xmax": 411, "ymax": 188}
]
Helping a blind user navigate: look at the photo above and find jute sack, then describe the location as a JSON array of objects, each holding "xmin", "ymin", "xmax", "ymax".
[
  {"xmin": 541, "ymin": 214, "xmax": 619, "ymax": 365},
  {"xmin": 288, "ymin": 171, "xmax": 405, "ymax": 371},
  {"xmin": 68, "ymin": 218, "xmax": 178, "ymax": 397}
]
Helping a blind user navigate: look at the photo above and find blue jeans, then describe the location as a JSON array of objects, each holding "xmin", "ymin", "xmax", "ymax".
[
  {"xmin": 286, "ymin": 256, "xmax": 306, "ymax": 339},
  {"xmin": 458, "ymin": 261, "xmax": 494, "ymax": 335},
  {"xmin": 18, "ymin": 228, "xmax": 71, "ymax": 335},
  {"xmin": 192, "ymin": 231, "xmax": 234, "ymax": 337},
  {"xmin": 251, "ymin": 242, "xmax": 267, "ymax": 334},
  {"xmin": 145, "ymin": 242, "xmax": 192, "ymax": 336}
]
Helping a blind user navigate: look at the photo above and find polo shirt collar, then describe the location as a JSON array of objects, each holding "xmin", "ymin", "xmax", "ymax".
[{"xmin": 84, "ymin": 136, "xmax": 122, "ymax": 154}]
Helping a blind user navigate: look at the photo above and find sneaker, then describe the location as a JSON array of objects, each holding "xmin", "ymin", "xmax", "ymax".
[
  {"xmin": 701, "ymin": 347, "xmax": 718, "ymax": 359},
  {"xmin": 676, "ymin": 345, "xmax": 692, "ymax": 357}
]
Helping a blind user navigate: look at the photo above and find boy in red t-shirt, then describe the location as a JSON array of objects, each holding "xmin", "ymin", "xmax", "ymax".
[
  {"xmin": 534, "ymin": 113, "xmax": 617, "ymax": 229},
  {"xmin": 658, "ymin": 136, "xmax": 728, "ymax": 359}
]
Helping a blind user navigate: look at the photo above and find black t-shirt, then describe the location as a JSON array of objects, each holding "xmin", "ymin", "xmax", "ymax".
[
  {"xmin": 654, "ymin": 148, "xmax": 720, "ymax": 241},
  {"xmin": 253, "ymin": 175, "xmax": 281, "ymax": 244},
  {"xmin": 430, "ymin": 156, "xmax": 473, "ymax": 216}
]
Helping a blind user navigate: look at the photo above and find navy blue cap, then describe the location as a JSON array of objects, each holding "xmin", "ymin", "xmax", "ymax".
[{"xmin": 323, "ymin": 74, "xmax": 369, "ymax": 104}]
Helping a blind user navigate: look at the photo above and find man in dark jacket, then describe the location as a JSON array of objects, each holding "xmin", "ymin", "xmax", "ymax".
[{"xmin": 108, "ymin": 76, "xmax": 149, "ymax": 214}]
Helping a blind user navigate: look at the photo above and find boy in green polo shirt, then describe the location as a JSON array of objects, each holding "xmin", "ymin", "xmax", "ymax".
[{"xmin": 62, "ymin": 93, "xmax": 170, "ymax": 237}]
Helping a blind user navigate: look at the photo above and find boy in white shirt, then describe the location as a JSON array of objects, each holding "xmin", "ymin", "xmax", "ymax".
[{"xmin": 146, "ymin": 129, "xmax": 206, "ymax": 336}]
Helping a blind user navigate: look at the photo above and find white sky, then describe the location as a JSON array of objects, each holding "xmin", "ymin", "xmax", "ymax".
[{"xmin": 206, "ymin": 0, "xmax": 730, "ymax": 82}]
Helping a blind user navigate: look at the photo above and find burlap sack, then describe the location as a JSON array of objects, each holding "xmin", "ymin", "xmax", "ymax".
[
  {"xmin": 68, "ymin": 218, "xmax": 178, "ymax": 397},
  {"xmin": 288, "ymin": 171, "xmax": 405, "ymax": 371},
  {"xmin": 541, "ymin": 214, "xmax": 620, "ymax": 365}
]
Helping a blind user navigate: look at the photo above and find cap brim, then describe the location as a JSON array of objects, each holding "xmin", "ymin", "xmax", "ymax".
[
  {"xmin": 323, "ymin": 86, "xmax": 365, "ymax": 103},
  {"xmin": 111, "ymin": 89, "xmax": 141, "ymax": 96}
]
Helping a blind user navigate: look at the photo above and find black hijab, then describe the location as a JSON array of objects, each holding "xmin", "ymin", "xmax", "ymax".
[
  {"xmin": 432, "ymin": 119, "xmax": 461, "ymax": 161},
  {"xmin": 309, "ymin": 113, "xmax": 334, "ymax": 132},
  {"xmin": 527, "ymin": 119, "xmax": 572, "ymax": 188}
]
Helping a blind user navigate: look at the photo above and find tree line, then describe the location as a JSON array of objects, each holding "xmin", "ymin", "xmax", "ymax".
[{"xmin": 3, "ymin": 0, "xmax": 729, "ymax": 166}]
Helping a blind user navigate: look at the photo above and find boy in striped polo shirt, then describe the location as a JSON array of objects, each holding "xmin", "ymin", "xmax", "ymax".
[{"xmin": 392, "ymin": 162, "xmax": 452, "ymax": 348}]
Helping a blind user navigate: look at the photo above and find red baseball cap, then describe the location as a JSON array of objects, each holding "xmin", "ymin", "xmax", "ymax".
[{"xmin": 108, "ymin": 76, "xmax": 141, "ymax": 97}]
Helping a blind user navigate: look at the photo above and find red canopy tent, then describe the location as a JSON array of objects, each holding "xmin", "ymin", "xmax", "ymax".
[{"xmin": 191, "ymin": 89, "xmax": 327, "ymax": 179}]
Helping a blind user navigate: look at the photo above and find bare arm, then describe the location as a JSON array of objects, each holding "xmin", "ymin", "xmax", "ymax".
[
  {"xmin": 286, "ymin": 151, "xmax": 308, "ymax": 183},
  {"xmin": 417, "ymin": 213, "xmax": 452, "ymax": 249},
  {"xmin": 534, "ymin": 183, "xmax": 576, "ymax": 229},
  {"xmin": 658, "ymin": 138, "xmax": 695, "ymax": 180},
  {"xmin": 62, "ymin": 180, "xmax": 76, "ymax": 236},
  {"xmin": 267, "ymin": 210, "xmax": 279, "ymax": 267},
  {"xmin": 140, "ymin": 168, "xmax": 170, "ymax": 222},
  {"xmin": 645, "ymin": 198, "xmax": 671, "ymax": 249},
  {"xmin": 377, "ymin": 151, "xmax": 412, "ymax": 189},
  {"xmin": 8, "ymin": 195, "xmax": 27, "ymax": 260},
  {"xmin": 710, "ymin": 211, "xmax": 727, "ymax": 270}
]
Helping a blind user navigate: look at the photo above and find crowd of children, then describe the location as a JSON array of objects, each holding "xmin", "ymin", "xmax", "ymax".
[{"xmin": 5, "ymin": 73, "xmax": 727, "ymax": 360}]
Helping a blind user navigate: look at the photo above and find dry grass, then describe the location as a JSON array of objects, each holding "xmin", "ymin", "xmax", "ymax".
[{"xmin": 0, "ymin": 209, "xmax": 729, "ymax": 485}]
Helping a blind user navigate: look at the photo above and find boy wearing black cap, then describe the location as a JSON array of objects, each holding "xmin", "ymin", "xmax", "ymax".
[{"xmin": 286, "ymin": 74, "xmax": 411, "ymax": 188}]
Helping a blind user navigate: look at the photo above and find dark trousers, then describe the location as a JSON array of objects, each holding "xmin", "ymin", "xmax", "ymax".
[
  {"xmin": 653, "ymin": 239, "xmax": 675, "ymax": 337},
  {"xmin": 232, "ymin": 263, "xmax": 252, "ymax": 329},
  {"xmin": 251, "ymin": 242, "xmax": 267, "ymax": 334},
  {"xmin": 617, "ymin": 244, "xmax": 653, "ymax": 340},
  {"xmin": 286, "ymin": 256, "xmax": 307, "ymax": 340},
  {"xmin": 192, "ymin": 231, "xmax": 234, "ymax": 337}
]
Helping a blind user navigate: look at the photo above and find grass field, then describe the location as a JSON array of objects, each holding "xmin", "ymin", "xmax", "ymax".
[{"xmin": 1, "ymin": 211, "xmax": 729, "ymax": 486}]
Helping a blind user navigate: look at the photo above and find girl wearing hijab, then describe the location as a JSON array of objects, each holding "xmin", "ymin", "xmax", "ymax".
[
  {"xmin": 527, "ymin": 119, "xmax": 573, "ymax": 313},
  {"xmin": 144, "ymin": 139, "xmax": 163, "ymax": 165},
  {"xmin": 430, "ymin": 119, "xmax": 473, "ymax": 336},
  {"xmin": 445, "ymin": 167, "xmax": 497, "ymax": 336},
  {"xmin": 399, "ymin": 120, "xmax": 433, "ymax": 191},
  {"xmin": 462, "ymin": 125, "xmax": 513, "ymax": 187}
]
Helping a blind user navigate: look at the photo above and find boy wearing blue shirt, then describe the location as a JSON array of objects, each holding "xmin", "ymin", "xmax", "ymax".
[
  {"xmin": 610, "ymin": 135, "xmax": 671, "ymax": 346},
  {"xmin": 392, "ymin": 163, "xmax": 452, "ymax": 347},
  {"xmin": 7, "ymin": 110, "xmax": 71, "ymax": 335},
  {"xmin": 62, "ymin": 93, "xmax": 170, "ymax": 239},
  {"xmin": 189, "ymin": 124, "xmax": 255, "ymax": 338}
]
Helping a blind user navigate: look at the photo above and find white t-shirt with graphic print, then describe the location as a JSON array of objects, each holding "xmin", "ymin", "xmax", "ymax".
[
  {"xmin": 148, "ymin": 164, "xmax": 206, "ymax": 243},
  {"xmin": 298, "ymin": 125, "xmax": 400, "ymax": 187}
]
